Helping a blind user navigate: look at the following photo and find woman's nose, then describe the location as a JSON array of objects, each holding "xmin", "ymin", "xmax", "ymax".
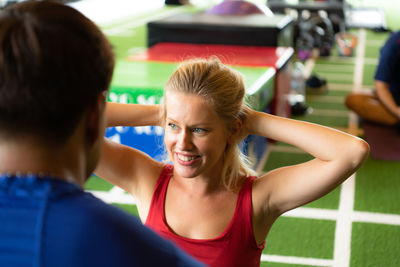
[{"xmin": 177, "ymin": 129, "xmax": 193, "ymax": 150}]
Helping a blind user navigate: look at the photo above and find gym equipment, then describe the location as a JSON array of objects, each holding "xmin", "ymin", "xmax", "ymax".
[
  {"xmin": 147, "ymin": 12, "xmax": 294, "ymax": 47},
  {"xmin": 336, "ymin": 31, "xmax": 357, "ymax": 56},
  {"xmin": 305, "ymin": 74, "xmax": 328, "ymax": 94},
  {"xmin": 268, "ymin": 0, "xmax": 344, "ymax": 59},
  {"xmin": 268, "ymin": 0, "xmax": 347, "ymax": 20},
  {"xmin": 268, "ymin": 0, "xmax": 388, "ymax": 32},
  {"xmin": 289, "ymin": 62, "xmax": 310, "ymax": 115},
  {"xmin": 295, "ymin": 10, "xmax": 335, "ymax": 59},
  {"xmin": 345, "ymin": 7, "xmax": 388, "ymax": 31},
  {"xmin": 206, "ymin": 0, "xmax": 273, "ymax": 16}
]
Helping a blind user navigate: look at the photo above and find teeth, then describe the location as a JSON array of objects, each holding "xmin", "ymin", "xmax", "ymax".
[{"xmin": 177, "ymin": 154, "xmax": 196, "ymax": 162}]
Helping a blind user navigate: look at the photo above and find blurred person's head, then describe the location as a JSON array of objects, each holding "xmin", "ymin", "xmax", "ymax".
[{"xmin": 0, "ymin": 0, "xmax": 114, "ymax": 177}]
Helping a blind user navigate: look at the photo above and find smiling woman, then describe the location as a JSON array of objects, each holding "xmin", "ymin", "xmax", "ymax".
[
  {"xmin": 95, "ymin": 58, "xmax": 369, "ymax": 267},
  {"xmin": 164, "ymin": 90, "xmax": 239, "ymax": 184},
  {"xmin": 162, "ymin": 58, "xmax": 256, "ymax": 190}
]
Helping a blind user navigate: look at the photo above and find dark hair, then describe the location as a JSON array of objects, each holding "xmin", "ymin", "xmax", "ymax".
[{"xmin": 0, "ymin": 0, "xmax": 114, "ymax": 143}]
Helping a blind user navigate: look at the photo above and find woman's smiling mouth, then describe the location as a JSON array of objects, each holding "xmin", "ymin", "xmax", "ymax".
[{"xmin": 176, "ymin": 153, "xmax": 200, "ymax": 165}]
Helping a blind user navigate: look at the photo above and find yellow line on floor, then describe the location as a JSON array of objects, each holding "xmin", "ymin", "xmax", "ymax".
[
  {"xmin": 317, "ymin": 72, "xmax": 354, "ymax": 81},
  {"xmin": 307, "ymin": 95, "xmax": 345, "ymax": 103},
  {"xmin": 310, "ymin": 109, "xmax": 349, "ymax": 117},
  {"xmin": 327, "ymin": 83, "xmax": 353, "ymax": 91},
  {"xmin": 319, "ymin": 56, "xmax": 355, "ymax": 63},
  {"xmin": 363, "ymin": 57, "xmax": 379, "ymax": 65},
  {"xmin": 365, "ymin": 39, "xmax": 385, "ymax": 47},
  {"xmin": 313, "ymin": 64, "xmax": 355, "ymax": 72}
]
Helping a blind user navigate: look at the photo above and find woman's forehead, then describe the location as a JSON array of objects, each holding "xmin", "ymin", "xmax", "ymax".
[
  {"xmin": 165, "ymin": 91, "xmax": 221, "ymax": 124},
  {"xmin": 165, "ymin": 91, "xmax": 206, "ymax": 107}
]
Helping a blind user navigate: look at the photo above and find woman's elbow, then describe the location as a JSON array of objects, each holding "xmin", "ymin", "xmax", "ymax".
[{"xmin": 349, "ymin": 138, "xmax": 370, "ymax": 169}]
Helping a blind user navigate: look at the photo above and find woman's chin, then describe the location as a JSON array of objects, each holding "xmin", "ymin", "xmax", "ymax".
[
  {"xmin": 175, "ymin": 169, "xmax": 195, "ymax": 178},
  {"xmin": 174, "ymin": 163, "xmax": 200, "ymax": 178}
]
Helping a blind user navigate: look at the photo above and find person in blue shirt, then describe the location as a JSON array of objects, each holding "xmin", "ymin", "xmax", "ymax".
[
  {"xmin": 0, "ymin": 1, "xmax": 203, "ymax": 267},
  {"xmin": 345, "ymin": 31, "xmax": 400, "ymax": 126}
]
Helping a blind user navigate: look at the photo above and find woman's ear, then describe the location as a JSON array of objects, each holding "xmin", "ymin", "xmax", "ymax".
[{"xmin": 228, "ymin": 119, "xmax": 243, "ymax": 144}]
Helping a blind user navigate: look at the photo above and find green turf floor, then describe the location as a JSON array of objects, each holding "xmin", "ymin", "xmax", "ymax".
[
  {"xmin": 112, "ymin": 203, "xmax": 140, "ymax": 217},
  {"xmin": 351, "ymin": 222, "xmax": 400, "ymax": 266},
  {"xmin": 260, "ymin": 263, "xmax": 320, "ymax": 267},
  {"xmin": 306, "ymin": 101, "xmax": 348, "ymax": 111},
  {"xmin": 292, "ymin": 113, "xmax": 349, "ymax": 128},
  {"xmin": 85, "ymin": 175, "xmax": 113, "ymax": 191},
  {"xmin": 259, "ymin": 28, "xmax": 400, "ymax": 267},
  {"xmin": 264, "ymin": 217, "xmax": 336, "ymax": 259},
  {"xmin": 354, "ymin": 157, "xmax": 400, "ymax": 214}
]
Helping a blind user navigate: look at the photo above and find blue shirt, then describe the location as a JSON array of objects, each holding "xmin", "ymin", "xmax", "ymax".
[
  {"xmin": 374, "ymin": 31, "xmax": 400, "ymax": 105},
  {"xmin": 0, "ymin": 175, "xmax": 204, "ymax": 267}
]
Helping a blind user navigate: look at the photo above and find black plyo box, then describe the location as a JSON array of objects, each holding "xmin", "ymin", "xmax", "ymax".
[{"xmin": 147, "ymin": 12, "xmax": 294, "ymax": 47}]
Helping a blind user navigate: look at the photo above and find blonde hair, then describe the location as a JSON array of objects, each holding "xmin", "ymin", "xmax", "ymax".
[{"xmin": 162, "ymin": 58, "xmax": 256, "ymax": 191}]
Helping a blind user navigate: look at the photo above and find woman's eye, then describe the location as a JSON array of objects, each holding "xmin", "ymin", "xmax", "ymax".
[
  {"xmin": 192, "ymin": 128, "xmax": 206, "ymax": 133},
  {"xmin": 168, "ymin": 123, "xmax": 178, "ymax": 130}
]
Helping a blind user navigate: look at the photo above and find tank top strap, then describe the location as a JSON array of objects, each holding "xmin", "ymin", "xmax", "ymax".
[
  {"xmin": 236, "ymin": 176, "xmax": 256, "ymax": 212},
  {"xmin": 145, "ymin": 164, "xmax": 173, "ymax": 225},
  {"xmin": 155, "ymin": 164, "xmax": 174, "ymax": 192},
  {"xmin": 230, "ymin": 176, "xmax": 260, "ymax": 249}
]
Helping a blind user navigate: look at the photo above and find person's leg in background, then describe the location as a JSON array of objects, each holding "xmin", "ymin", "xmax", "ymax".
[{"xmin": 345, "ymin": 90, "xmax": 398, "ymax": 126}]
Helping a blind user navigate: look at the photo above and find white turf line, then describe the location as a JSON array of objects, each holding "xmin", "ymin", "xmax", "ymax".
[
  {"xmin": 326, "ymin": 83, "xmax": 354, "ymax": 91},
  {"xmin": 88, "ymin": 187, "xmax": 400, "ymax": 226},
  {"xmin": 90, "ymin": 189, "xmax": 136, "ymax": 205},
  {"xmin": 282, "ymin": 206, "xmax": 400, "ymax": 226},
  {"xmin": 311, "ymin": 64, "xmax": 355, "ymax": 72},
  {"xmin": 333, "ymin": 174, "xmax": 355, "ymax": 267},
  {"xmin": 310, "ymin": 109, "xmax": 349, "ymax": 117},
  {"xmin": 261, "ymin": 254, "xmax": 333, "ymax": 266},
  {"xmin": 306, "ymin": 95, "xmax": 345, "ymax": 103},
  {"xmin": 332, "ymin": 28, "xmax": 365, "ymax": 267}
]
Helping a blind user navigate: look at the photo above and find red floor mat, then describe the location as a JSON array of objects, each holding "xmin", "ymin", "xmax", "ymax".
[
  {"xmin": 362, "ymin": 120, "xmax": 400, "ymax": 161},
  {"xmin": 128, "ymin": 42, "xmax": 293, "ymax": 68}
]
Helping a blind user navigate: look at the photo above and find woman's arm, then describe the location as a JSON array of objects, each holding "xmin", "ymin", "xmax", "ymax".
[
  {"xmin": 247, "ymin": 109, "xmax": 369, "ymax": 215},
  {"xmin": 106, "ymin": 102, "xmax": 162, "ymax": 127},
  {"xmin": 94, "ymin": 103, "xmax": 164, "ymax": 217},
  {"xmin": 375, "ymin": 80, "xmax": 400, "ymax": 119}
]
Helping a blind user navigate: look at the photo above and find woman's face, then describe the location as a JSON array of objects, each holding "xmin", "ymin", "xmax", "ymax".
[{"xmin": 164, "ymin": 91, "xmax": 230, "ymax": 179}]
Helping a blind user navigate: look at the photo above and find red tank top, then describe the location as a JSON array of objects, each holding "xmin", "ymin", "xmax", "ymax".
[{"xmin": 145, "ymin": 165, "xmax": 265, "ymax": 267}]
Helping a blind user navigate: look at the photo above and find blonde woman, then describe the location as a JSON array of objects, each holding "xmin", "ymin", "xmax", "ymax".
[{"xmin": 96, "ymin": 58, "xmax": 369, "ymax": 267}]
